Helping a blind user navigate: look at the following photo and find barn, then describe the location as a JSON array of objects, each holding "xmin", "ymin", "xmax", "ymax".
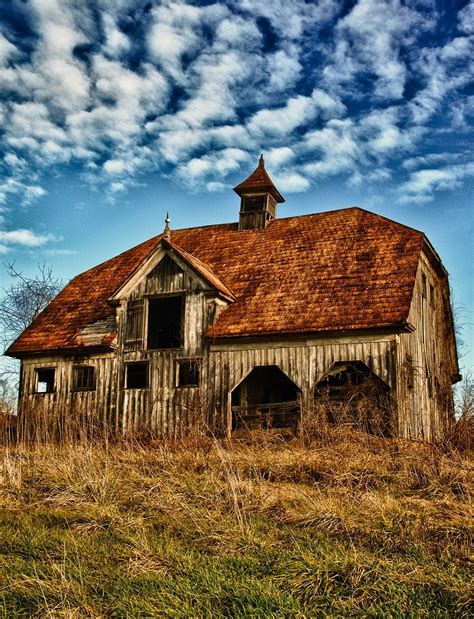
[{"xmin": 6, "ymin": 156, "xmax": 460, "ymax": 441}]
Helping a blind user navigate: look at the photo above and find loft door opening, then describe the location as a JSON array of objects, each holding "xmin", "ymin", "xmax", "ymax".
[
  {"xmin": 314, "ymin": 361, "xmax": 391, "ymax": 436},
  {"xmin": 231, "ymin": 365, "xmax": 300, "ymax": 433},
  {"xmin": 147, "ymin": 295, "xmax": 183, "ymax": 349}
]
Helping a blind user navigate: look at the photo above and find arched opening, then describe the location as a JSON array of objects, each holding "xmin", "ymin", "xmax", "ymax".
[
  {"xmin": 231, "ymin": 365, "xmax": 301, "ymax": 433},
  {"xmin": 314, "ymin": 361, "xmax": 392, "ymax": 436}
]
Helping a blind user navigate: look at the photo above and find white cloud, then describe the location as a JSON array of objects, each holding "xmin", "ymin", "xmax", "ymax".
[
  {"xmin": 274, "ymin": 172, "xmax": 310, "ymax": 193},
  {"xmin": 458, "ymin": 1, "xmax": 474, "ymax": 34},
  {"xmin": 247, "ymin": 88, "xmax": 345, "ymax": 138},
  {"xmin": 402, "ymin": 153, "xmax": 465, "ymax": 171},
  {"xmin": 324, "ymin": 0, "xmax": 426, "ymax": 100},
  {"xmin": 361, "ymin": 107, "xmax": 423, "ymax": 154},
  {"xmin": 0, "ymin": 228, "xmax": 55, "ymax": 247},
  {"xmin": 0, "ymin": 34, "xmax": 17, "ymax": 66},
  {"xmin": 0, "ymin": 178, "xmax": 47, "ymax": 206},
  {"xmin": 409, "ymin": 35, "xmax": 474, "ymax": 124},
  {"xmin": 399, "ymin": 163, "xmax": 474, "ymax": 203},
  {"xmin": 265, "ymin": 147, "xmax": 294, "ymax": 167},
  {"xmin": 303, "ymin": 119, "xmax": 360, "ymax": 178},
  {"xmin": 179, "ymin": 148, "xmax": 249, "ymax": 187},
  {"xmin": 267, "ymin": 48, "xmax": 302, "ymax": 92},
  {"xmin": 0, "ymin": 0, "xmax": 472, "ymax": 203},
  {"xmin": 102, "ymin": 13, "xmax": 130, "ymax": 57}
]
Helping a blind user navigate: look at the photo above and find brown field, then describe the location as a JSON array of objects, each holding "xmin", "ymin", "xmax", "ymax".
[{"xmin": 0, "ymin": 425, "xmax": 473, "ymax": 617}]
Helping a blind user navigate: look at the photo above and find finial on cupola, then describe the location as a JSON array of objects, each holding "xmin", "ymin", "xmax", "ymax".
[
  {"xmin": 164, "ymin": 212, "xmax": 171, "ymax": 241},
  {"xmin": 259, "ymin": 153, "xmax": 265, "ymax": 167}
]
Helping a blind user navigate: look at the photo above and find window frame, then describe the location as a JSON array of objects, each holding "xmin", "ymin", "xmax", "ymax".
[
  {"xmin": 176, "ymin": 358, "xmax": 201, "ymax": 388},
  {"xmin": 72, "ymin": 365, "xmax": 96, "ymax": 392},
  {"xmin": 145, "ymin": 293, "xmax": 185, "ymax": 351},
  {"xmin": 35, "ymin": 367, "xmax": 56, "ymax": 394},
  {"xmin": 124, "ymin": 361, "xmax": 149, "ymax": 390}
]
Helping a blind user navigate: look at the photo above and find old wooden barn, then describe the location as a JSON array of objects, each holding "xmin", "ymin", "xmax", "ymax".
[{"xmin": 7, "ymin": 156, "xmax": 460, "ymax": 441}]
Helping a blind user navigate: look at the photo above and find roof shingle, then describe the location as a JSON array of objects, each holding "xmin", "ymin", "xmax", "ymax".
[{"xmin": 6, "ymin": 207, "xmax": 424, "ymax": 356}]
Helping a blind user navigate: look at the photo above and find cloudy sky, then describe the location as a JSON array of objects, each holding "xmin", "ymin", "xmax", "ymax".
[{"xmin": 0, "ymin": 0, "xmax": 473, "ymax": 366}]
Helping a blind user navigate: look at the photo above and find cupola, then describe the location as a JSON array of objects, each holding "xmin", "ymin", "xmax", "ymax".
[{"xmin": 233, "ymin": 154, "xmax": 285, "ymax": 230}]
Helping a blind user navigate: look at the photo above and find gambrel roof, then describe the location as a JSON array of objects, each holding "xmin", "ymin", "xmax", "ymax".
[{"xmin": 6, "ymin": 207, "xmax": 426, "ymax": 356}]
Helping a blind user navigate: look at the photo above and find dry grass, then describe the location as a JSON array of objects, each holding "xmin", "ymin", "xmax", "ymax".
[{"xmin": 0, "ymin": 431, "xmax": 473, "ymax": 617}]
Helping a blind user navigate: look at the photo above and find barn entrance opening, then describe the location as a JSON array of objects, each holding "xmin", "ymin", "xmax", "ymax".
[
  {"xmin": 231, "ymin": 365, "xmax": 301, "ymax": 434},
  {"xmin": 314, "ymin": 361, "xmax": 391, "ymax": 436}
]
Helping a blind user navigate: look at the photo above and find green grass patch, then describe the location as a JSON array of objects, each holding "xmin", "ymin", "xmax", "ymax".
[{"xmin": 1, "ymin": 437, "xmax": 472, "ymax": 617}]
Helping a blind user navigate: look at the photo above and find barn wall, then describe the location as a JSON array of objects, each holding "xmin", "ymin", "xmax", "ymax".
[
  {"xmin": 20, "ymin": 248, "xmax": 457, "ymax": 441},
  {"xmin": 396, "ymin": 253, "xmax": 457, "ymax": 440},
  {"xmin": 17, "ymin": 333, "xmax": 399, "ymax": 441},
  {"xmin": 17, "ymin": 354, "xmax": 117, "ymax": 442},
  {"xmin": 206, "ymin": 335, "xmax": 398, "ymax": 436}
]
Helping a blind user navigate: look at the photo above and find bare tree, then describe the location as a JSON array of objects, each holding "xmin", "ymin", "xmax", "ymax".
[
  {"xmin": 0, "ymin": 262, "xmax": 62, "ymax": 412},
  {"xmin": 0, "ymin": 261, "xmax": 62, "ymax": 347}
]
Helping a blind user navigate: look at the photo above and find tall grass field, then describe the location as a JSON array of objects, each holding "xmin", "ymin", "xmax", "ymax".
[{"xmin": 1, "ymin": 430, "xmax": 472, "ymax": 617}]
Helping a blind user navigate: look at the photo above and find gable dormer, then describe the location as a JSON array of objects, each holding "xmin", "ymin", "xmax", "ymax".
[{"xmin": 233, "ymin": 155, "xmax": 285, "ymax": 230}]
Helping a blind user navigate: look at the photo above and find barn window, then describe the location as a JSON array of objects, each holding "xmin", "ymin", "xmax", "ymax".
[
  {"xmin": 125, "ymin": 363, "xmax": 148, "ymax": 389},
  {"xmin": 177, "ymin": 359, "xmax": 200, "ymax": 387},
  {"xmin": 421, "ymin": 273, "xmax": 427, "ymax": 298},
  {"xmin": 242, "ymin": 194, "xmax": 266, "ymax": 213},
  {"xmin": 35, "ymin": 368, "xmax": 55, "ymax": 394},
  {"xmin": 147, "ymin": 295, "xmax": 183, "ymax": 349},
  {"xmin": 73, "ymin": 366, "xmax": 96, "ymax": 391},
  {"xmin": 429, "ymin": 284, "xmax": 435, "ymax": 307}
]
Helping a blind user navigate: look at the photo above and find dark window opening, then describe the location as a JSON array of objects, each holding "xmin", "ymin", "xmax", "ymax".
[
  {"xmin": 314, "ymin": 361, "xmax": 391, "ymax": 436},
  {"xmin": 73, "ymin": 366, "xmax": 96, "ymax": 391},
  {"xmin": 178, "ymin": 359, "xmax": 200, "ymax": 387},
  {"xmin": 231, "ymin": 365, "xmax": 300, "ymax": 432},
  {"xmin": 406, "ymin": 355, "xmax": 414, "ymax": 389},
  {"xmin": 35, "ymin": 368, "xmax": 55, "ymax": 394},
  {"xmin": 421, "ymin": 273, "xmax": 427, "ymax": 298},
  {"xmin": 242, "ymin": 195, "xmax": 266, "ymax": 213},
  {"xmin": 426, "ymin": 367, "xmax": 433, "ymax": 399},
  {"xmin": 147, "ymin": 296, "xmax": 183, "ymax": 349},
  {"xmin": 429, "ymin": 284, "xmax": 435, "ymax": 307},
  {"xmin": 126, "ymin": 363, "xmax": 148, "ymax": 389}
]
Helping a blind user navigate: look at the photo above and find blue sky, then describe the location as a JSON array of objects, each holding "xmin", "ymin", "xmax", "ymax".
[{"xmin": 0, "ymin": 0, "xmax": 473, "ymax": 369}]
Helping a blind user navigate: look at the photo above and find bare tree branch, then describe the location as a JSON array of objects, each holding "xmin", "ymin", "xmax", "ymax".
[
  {"xmin": 0, "ymin": 262, "xmax": 62, "ymax": 412},
  {"xmin": 0, "ymin": 261, "xmax": 62, "ymax": 349}
]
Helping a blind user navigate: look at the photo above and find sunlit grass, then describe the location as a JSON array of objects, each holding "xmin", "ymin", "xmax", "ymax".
[{"xmin": 1, "ymin": 432, "xmax": 472, "ymax": 617}]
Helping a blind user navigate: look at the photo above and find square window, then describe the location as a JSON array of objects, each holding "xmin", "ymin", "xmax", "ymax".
[
  {"xmin": 147, "ymin": 296, "xmax": 183, "ymax": 349},
  {"xmin": 177, "ymin": 359, "xmax": 200, "ymax": 387},
  {"xmin": 36, "ymin": 368, "xmax": 55, "ymax": 394},
  {"xmin": 126, "ymin": 363, "xmax": 148, "ymax": 389},
  {"xmin": 73, "ymin": 366, "xmax": 96, "ymax": 391}
]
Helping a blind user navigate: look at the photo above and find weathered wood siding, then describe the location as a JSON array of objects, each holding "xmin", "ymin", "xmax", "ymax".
[
  {"xmin": 206, "ymin": 335, "xmax": 397, "ymax": 436},
  {"xmin": 396, "ymin": 252, "xmax": 457, "ymax": 440},
  {"xmin": 113, "ymin": 250, "xmax": 217, "ymax": 436},
  {"xmin": 16, "ymin": 249, "xmax": 456, "ymax": 442},
  {"xmin": 18, "ymin": 354, "xmax": 117, "ymax": 442}
]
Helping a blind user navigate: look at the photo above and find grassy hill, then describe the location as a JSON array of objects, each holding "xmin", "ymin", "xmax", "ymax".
[{"xmin": 0, "ymin": 431, "xmax": 472, "ymax": 617}]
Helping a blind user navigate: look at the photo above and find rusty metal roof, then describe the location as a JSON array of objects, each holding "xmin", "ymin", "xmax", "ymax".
[{"xmin": 6, "ymin": 207, "xmax": 425, "ymax": 356}]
